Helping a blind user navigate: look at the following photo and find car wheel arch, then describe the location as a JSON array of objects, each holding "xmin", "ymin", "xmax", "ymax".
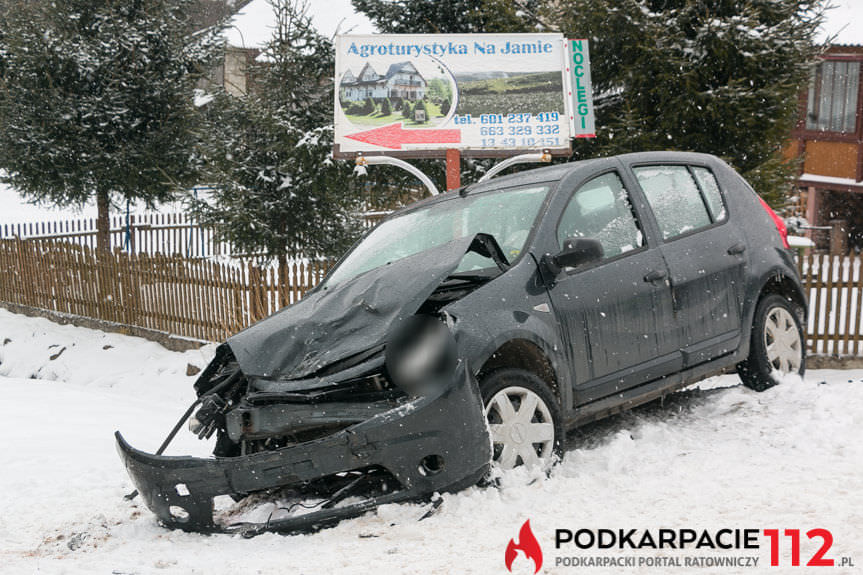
[
  {"xmin": 740, "ymin": 269, "xmax": 807, "ymax": 358},
  {"xmin": 475, "ymin": 338, "xmax": 562, "ymax": 405}
]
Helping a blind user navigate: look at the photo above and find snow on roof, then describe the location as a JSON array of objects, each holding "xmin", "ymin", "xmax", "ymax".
[
  {"xmin": 224, "ymin": 0, "xmax": 375, "ymax": 49},
  {"xmin": 799, "ymin": 173, "xmax": 863, "ymax": 187}
]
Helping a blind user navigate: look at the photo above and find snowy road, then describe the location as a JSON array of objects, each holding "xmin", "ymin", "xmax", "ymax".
[{"xmin": 1, "ymin": 309, "xmax": 861, "ymax": 574}]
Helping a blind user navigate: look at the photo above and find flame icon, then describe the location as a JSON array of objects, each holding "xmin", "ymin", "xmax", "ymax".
[{"xmin": 505, "ymin": 520, "xmax": 543, "ymax": 573}]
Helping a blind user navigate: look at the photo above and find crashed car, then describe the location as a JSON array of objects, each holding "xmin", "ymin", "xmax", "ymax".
[{"xmin": 117, "ymin": 151, "xmax": 806, "ymax": 535}]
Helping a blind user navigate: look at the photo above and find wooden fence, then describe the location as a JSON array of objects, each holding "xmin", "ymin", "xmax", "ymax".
[
  {"xmin": 3, "ymin": 236, "xmax": 858, "ymax": 355},
  {"xmin": 799, "ymin": 253, "xmax": 863, "ymax": 356},
  {"xmin": 0, "ymin": 238, "xmax": 330, "ymax": 342},
  {"xmin": 0, "ymin": 212, "xmax": 224, "ymax": 258}
]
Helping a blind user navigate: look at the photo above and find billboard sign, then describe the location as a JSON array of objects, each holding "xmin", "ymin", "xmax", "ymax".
[
  {"xmin": 334, "ymin": 33, "xmax": 591, "ymax": 157},
  {"xmin": 566, "ymin": 39, "xmax": 595, "ymax": 138}
]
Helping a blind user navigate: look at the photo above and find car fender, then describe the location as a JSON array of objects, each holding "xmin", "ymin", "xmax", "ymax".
[
  {"xmin": 740, "ymin": 258, "xmax": 808, "ymax": 360},
  {"xmin": 443, "ymin": 258, "xmax": 573, "ymax": 411}
]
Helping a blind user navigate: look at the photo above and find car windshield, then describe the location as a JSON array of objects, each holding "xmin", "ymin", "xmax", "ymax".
[{"xmin": 323, "ymin": 184, "xmax": 551, "ymax": 288}]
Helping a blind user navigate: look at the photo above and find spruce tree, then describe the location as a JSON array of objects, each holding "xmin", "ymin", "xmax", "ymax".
[
  {"xmin": 547, "ymin": 0, "xmax": 825, "ymax": 206},
  {"xmin": 0, "ymin": 0, "xmax": 224, "ymax": 251},
  {"xmin": 440, "ymin": 98, "xmax": 451, "ymax": 116},
  {"xmin": 352, "ymin": 0, "xmax": 542, "ymax": 34},
  {"xmin": 354, "ymin": 0, "xmax": 824, "ymax": 205},
  {"xmin": 197, "ymin": 0, "xmax": 363, "ymax": 284}
]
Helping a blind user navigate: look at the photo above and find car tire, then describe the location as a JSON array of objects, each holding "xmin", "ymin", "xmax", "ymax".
[
  {"xmin": 479, "ymin": 368, "xmax": 564, "ymax": 471},
  {"xmin": 738, "ymin": 294, "xmax": 806, "ymax": 392}
]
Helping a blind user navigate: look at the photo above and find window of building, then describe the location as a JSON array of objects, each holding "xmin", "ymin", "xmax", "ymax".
[{"xmin": 806, "ymin": 60, "xmax": 860, "ymax": 133}]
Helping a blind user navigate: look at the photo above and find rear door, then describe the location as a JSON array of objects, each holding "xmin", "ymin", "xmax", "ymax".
[
  {"xmin": 630, "ymin": 163, "xmax": 747, "ymax": 367},
  {"xmin": 545, "ymin": 169, "xmax": 681, "ymax": 404}
]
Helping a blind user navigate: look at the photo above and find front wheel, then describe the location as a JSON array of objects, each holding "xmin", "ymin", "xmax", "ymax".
[
  {"xmin": 738, "ymin": 294, "xmax": 806, "ymax": 392},
  {"xmin": 480, "ymin": 369, "xmax": 564, "ymax": 471}
]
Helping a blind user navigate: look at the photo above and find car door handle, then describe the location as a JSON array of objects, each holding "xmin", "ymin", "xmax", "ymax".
[
  {"xmin": 727, "ymin": 243, "xmax": 746, "ymax": 255},
  {"xmin": 644, "ymin": 269, "xmax": 667, "ymax": 283}
]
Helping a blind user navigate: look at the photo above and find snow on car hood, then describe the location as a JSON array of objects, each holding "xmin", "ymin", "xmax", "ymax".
[{"xmin": 226, "ymin": 235, "xmax": 480, "ymax": 380}]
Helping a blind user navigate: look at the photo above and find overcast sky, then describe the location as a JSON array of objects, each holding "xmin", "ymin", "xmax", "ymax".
[
  {"xmin": 821, "ymin": 0, "xmax": 863, "ymax": 45},
  {"xmin": 226, "ymin": 0, "xmax": 862, "ymax": 48}
]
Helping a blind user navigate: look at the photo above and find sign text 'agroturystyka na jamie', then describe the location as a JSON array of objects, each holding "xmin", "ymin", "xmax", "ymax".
[{"xmin": 333, "ymin": 34, "xmax": 595, "ymax": 156}]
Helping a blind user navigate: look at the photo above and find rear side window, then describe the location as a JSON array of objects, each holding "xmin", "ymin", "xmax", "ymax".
[
  {"xmin": 633, "ymin": 165, "xmax": 711, "ymax": 240},
  {"xmin": 691, "ymin": 166, "xmax": 727, "ymax": 222},
  {"xmin": 557, "ymin": 172, "xmax": 643, "ymax": 259}
]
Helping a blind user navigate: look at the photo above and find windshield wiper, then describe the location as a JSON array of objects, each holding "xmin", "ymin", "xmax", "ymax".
[{"xmin": 442, "ymin": 273, "xmax": 492, "ymax": 284}]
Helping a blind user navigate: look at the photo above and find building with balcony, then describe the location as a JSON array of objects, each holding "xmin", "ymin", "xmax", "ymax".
[{"xmin": 339, "ymin": 62, "xmax": 427, "ymax": 102}]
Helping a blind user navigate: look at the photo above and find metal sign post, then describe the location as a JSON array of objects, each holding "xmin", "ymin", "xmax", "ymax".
[{"xmin": 446, "ymin": 149, "xmax": 460, "ymax": 190}]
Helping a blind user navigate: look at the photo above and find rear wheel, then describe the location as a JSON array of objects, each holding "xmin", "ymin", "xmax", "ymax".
[
  {"xmin": 738, "ymin": 294, "xmax": 805, "ymax": 392},
  {"xmin": 480, "ymin": 369, "xmax": 563, "ymax": 471}
]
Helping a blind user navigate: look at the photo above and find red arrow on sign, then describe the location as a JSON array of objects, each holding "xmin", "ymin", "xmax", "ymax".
[{"xmin": 345, "ymin": 122, "xmax": 461, "ymax": 150}]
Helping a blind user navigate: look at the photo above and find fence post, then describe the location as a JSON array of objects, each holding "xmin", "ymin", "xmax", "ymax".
[{"xmin": 248, "ymin": 262, "xmax": 262, "ymax": 323}]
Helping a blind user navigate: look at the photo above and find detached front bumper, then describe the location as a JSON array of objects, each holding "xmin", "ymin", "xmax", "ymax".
[{"xmin": 115, "ymin": 361, "xmax": 491, "ymax": 535}]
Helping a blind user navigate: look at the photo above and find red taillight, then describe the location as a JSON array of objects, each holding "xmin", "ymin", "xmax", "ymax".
[{"xmin": 756, "ymin": 196, "xmax": 790, "ymax": 249}]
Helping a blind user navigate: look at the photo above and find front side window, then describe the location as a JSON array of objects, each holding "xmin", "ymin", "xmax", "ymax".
[
  {"xmin": 557, "ymin": 172, "xmax": 643, "ymax": 260},
  {"xmin": 634, "ymin": 165, "xmax": 712, "ymax": 240},
  {"xmin": 806, "ymin": 60, "xmax": 860, "ymax": 133},
  {"xmin": 324, "ymin": 185, "xmax": 550, "ymax": 287}
]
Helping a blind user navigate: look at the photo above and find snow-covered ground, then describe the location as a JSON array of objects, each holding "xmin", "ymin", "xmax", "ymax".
[{"xmin": 0, "ymin": 308, "xmax": 861, "ymax": 574}]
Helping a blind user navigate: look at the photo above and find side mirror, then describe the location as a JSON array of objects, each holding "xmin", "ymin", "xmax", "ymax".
[
  {"xmin": 541, "ymin": 238, "xmax": 604, "ymax": 283},
  {"xmin": 556, "ymin": 237, "xmax": 604, "ymax": 269}
]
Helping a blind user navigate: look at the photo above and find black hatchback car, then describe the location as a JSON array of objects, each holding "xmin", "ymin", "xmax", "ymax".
[{"xmin": 118, "ymin": 151, "xmax": 806, "ymax": 535}]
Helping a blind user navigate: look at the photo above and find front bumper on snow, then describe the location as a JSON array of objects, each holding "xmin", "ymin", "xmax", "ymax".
[{"xmin": 115, "ymin": 361, "xmax": 491, "ymax": 535}]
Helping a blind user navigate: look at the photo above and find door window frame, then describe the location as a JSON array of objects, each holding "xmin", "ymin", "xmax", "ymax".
[
  {"xmin": 552, "ymin": 168, "xmax": 650, "ymax": 274},
  {"xmin": 628, "ymin": 161, "xmax": 729, "ymax": 245}
]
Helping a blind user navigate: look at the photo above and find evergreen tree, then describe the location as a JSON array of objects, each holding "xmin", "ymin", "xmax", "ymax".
[
  {"xmin": 362, "ymin": 96, "xmax": 376, "ymax": 115},
  {"xmin": 197, "ymin": 0, "xmax": 363, "ymax": 283},
  {"xmin": 440, "ymin": 98, "xmax": 451, "ymax": 116},
  {"xmin": 352, "ymin": 0, "xmax": 542, "ymax": 34},
  {"xmin": 546, "ymin": 0, "xmax": 825, "ymax": 206},
  {"xmin": 0, "ymin": 0, "xmax": 224, "ymax": 251},
  {"xmin": 381, "ymin": 97, "xmax": 392, "ymax": 116},
  {"xmin": 354, "ymin": 0, "xmax": 824, "ymax": 204}
]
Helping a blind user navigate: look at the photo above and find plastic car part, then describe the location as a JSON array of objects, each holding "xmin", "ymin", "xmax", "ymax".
[{"xmin": 115, "ymin": 360, "xmax": 491, "ymax": 535}]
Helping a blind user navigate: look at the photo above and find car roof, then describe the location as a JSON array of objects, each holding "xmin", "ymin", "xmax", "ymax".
[
  {"xmin": 465, "ymin": 150, "xmax": 720, "ymax": 192},
  {"xmin": 394, "ymin": 151, "xmax": 724, "ymax": 213}
]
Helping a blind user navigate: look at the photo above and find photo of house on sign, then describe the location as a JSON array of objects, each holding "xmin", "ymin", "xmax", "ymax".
[{"xmin": 338, "ymin": 59, "xmax": 455, "ymax": 129}]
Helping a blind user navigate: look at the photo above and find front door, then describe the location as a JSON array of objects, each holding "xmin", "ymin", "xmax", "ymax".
[{"xmin": 546, "ymin": 171, "xmax": 681, "ymax": 404}]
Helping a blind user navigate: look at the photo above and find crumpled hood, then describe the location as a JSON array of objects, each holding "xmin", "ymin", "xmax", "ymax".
[{"xmin": 227, "ymin": 235, "xmax": 479, "ymax": 380}]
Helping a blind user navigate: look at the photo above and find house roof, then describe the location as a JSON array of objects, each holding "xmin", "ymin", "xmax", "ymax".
[
  {"xmin": 343, "ymin": 63, "xmax": 384, "ymax": 86},
  {"xmin": 822, "ymin": 44, "xmax": 863, "ymax": 55},
  {"xmin": 342, "ymin": 62, "xmax": 424, "ymax": 87},
  {"xmin": 384, "ymin": 62, "xmax": 419, "ymax": 79}
]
